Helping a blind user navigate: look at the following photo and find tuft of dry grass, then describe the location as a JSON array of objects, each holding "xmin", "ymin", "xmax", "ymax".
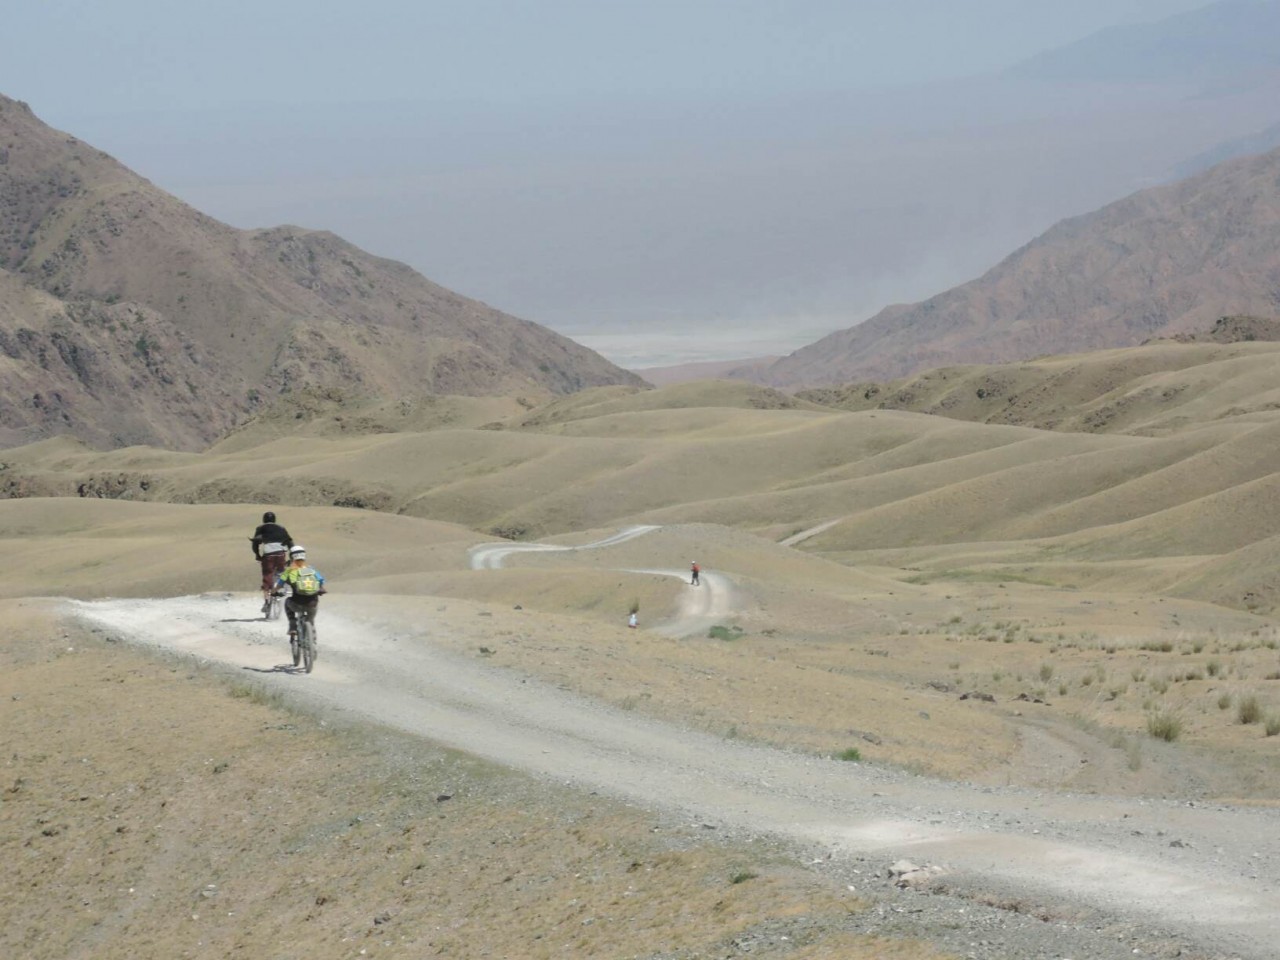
[
  {"xmin": 1238, "ymin": 695, "xmax": 1264, "ymax": 725},
  {"xmin": 1146, "ymin": 709, "xmax": 1183, "ymax": 742}
]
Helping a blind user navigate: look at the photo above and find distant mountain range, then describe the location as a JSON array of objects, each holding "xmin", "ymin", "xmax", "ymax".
[
  {"xmin": 1008, "ymin": 0, "xmax": 1280, "ymax": 86},
  {"xmin": 0, "ymin": 95, "xmax": 643, "ymax": 450},
  {"xmin": 1173, "ymin": 120, "xmax": 1280, "ymax": 179},
  {"xmin": 747, "ymin": 142, "xmax": 1280, "ymax": 388}
]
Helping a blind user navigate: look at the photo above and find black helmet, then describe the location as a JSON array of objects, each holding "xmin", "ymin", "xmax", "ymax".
[{"xmin": 263, "ymin": 511, "xmax": 276, "ymax": 523}]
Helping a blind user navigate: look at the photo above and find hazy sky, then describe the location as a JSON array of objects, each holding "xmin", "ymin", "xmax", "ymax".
[
  {"xmin": 0, "ymin": 1, "xmax": 1265, "ymax": 368},
  {"xmin": 5, "ymin": 0, "xmax": 1212, "ymax": 113}
]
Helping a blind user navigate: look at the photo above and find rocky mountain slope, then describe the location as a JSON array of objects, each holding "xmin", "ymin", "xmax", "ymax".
[
  {"xmin": 0, "ymin": 95, "xmax": 643, "ymax": 449},
  {"xmin": 752, "ymin": 144, "xmax": 1280, "ymax": 388}
]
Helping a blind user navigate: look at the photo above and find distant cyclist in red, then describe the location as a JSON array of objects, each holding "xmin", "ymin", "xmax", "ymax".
[
  {"xmin": 250, "ymin": 511, "xmax": 292, "ymax": 613},
  {"xmin": 690, "ymin": 561, "xmax": 700, "ymax": 586}
]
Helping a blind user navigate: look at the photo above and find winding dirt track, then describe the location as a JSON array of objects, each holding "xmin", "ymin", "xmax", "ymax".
[{"xmin": 68, "ymin": 527, "xmax": 1280, "ymax": 959}]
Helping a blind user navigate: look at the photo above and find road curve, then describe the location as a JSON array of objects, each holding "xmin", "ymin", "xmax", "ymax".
[
  {"xmin": 468, "ymin": 525, "xmax": 734, "ymax": 637},
  {"xmin": 468, "ymin": 524, "xmax": 660, "ymax": 569}
]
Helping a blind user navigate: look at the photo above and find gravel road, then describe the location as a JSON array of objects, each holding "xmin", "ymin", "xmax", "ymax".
[
  {"xmin": 61, "ymin": 525, "xmax": 1280, "ymax": 959},
  {"xmin": 67, "ymin": 586, "xmax": 1280, "ymax": 960}
]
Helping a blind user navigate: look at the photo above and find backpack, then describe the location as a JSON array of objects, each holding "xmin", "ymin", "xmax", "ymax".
[{"xmin": 293, "ymin": 566, "xmax": 322, "ymax": 596}]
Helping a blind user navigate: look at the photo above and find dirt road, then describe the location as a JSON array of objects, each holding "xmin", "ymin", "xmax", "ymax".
[{"xmin": 69, "ymin": 588, "xmax": 1280, "ymax": 960}]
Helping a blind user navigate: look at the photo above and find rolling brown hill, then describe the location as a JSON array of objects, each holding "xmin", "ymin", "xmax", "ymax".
[
  {"xmin": 751, "ymin": 145, "xmax": 1280, "ymax": 388},
  {"xmin": 6, "ymin": 341, "xmax": 1280, "ymax": 613},
  {"xmin": 0, "ymin": 94, "xmax": 644, "ymax": 450},
  {"xmin": 795, "ymin": 331, "xmax": 1280, "ymax": 435}
]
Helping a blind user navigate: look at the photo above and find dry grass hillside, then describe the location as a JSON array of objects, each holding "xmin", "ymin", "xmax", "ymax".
[
  {"xmin": 8, "ymin": 334, "xmax": 1280, "ymax": 958},
  {"xmin": 751, "ymin": 144, "xmax": 1280, "ymax": 387},
  {"xmin": 5, "ymin": 339, "xmax": 1280, "ymax": 617},
  {"xmin": 796, "ymin": 335, "xmax": 1280, "ymax": 436},
  {"xmin": 0, "ymin": 94, "xmax": 644, "ymax": 450}
]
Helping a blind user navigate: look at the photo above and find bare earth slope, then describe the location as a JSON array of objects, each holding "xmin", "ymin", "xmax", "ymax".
[
  {"xmin": 754, "ymin": 145, "xmax": 1280, "ymax": 387},
  {"xmin": 0, "ymin": 94, "xmax": 644, "ymax": 449},
  {"xmin": 58, "ymin": 591, "xmax": 1280, "ymax": 960}
]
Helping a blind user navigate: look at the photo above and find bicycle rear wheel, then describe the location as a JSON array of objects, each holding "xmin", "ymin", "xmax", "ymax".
[
  {"xmin": 301, "ymin": 619, "xmax": 317, "ymax": 674},
  {"xmin": 267, "ymin": 594, "xmax": 283, "ymax": 621}
]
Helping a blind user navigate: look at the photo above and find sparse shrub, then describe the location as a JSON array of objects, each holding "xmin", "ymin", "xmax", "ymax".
[
  {"xmin": 490, "ymin": 524, "xmax": 530, "ymax": 540},
  {"xmin": 1206, "ymin": 660, "xmax": 1222, "ymax": 678},
  {"xmin": 1218, "ymin": 692, "xmax": 1233, "ymax": 710},
  {"xmin": 1126, "ymin": 740, "xmax": 1143, "ymax": 771},
  {"xmin": 1140, "ymin": 640, "xmax": 1174, "ymax": 653},
  {"xmin": 730, "ymin": 871, "xmax": 759, "ymax": 885},
  {"xmin": 1131, "ymin": 668, "xmax": 1146, "ymax": 682},
  {"xmin": 1147, "ymin": 709, "xmax": 1183, "ymax": 742},
  {"xmin": 1058, "ymin": 682, "xmax": 1068, "ymax": 697},
  {"xmin": 228, "ymin": 682, "xmax": 284, "ymax": 709},
  {"xmin": 1238, "ymin": 695, "xmax": 1263, "ymax": 725},
  {"xmin": 1038, "ymin": 663, "xmax": 1054, "ymax": 682},
  {"xmin": 835, "ymin": 747, "xmax": 862, "ymax": 762},
  {"xmin": 1266, "ymin": 716, "xmax": 1280, "ymax": 737},
  {"xmin": 708, "ymin": 624, "xmax": 744, "ymax": 641},
  {"xmin": 1149, "ymin": 677, "xmax": 1169, "ymax": 695}
]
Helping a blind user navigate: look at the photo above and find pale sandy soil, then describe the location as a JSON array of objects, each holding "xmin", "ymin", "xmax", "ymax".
[
  {"xmin": 8, "ymin": 348, "xmax": 1280, "ymax": 959},
  {"xmin": 67, "ymin": 578, "xmax": 1280, "ymax": 960}
]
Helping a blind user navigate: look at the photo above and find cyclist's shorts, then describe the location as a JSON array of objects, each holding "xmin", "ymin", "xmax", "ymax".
[{"xmin": 260, "ymin": 552, "xmax": 288, "ymax": 592}]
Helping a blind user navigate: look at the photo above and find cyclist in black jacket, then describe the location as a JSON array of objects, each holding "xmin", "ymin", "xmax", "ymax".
[{"xmin": 250, "ymin": 511, "xmax": 293, "ymax": 612}]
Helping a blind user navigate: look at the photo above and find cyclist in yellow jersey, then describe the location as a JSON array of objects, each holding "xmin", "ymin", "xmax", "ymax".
[{"xmin": 275, "ymin": 544, "xmax": 327, "ymax": 647}]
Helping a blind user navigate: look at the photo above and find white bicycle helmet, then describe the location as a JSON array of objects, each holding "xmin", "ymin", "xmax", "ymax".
[{"xmin": 289, "ymin": 544, "xmax": 307, "ymax": 559}]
